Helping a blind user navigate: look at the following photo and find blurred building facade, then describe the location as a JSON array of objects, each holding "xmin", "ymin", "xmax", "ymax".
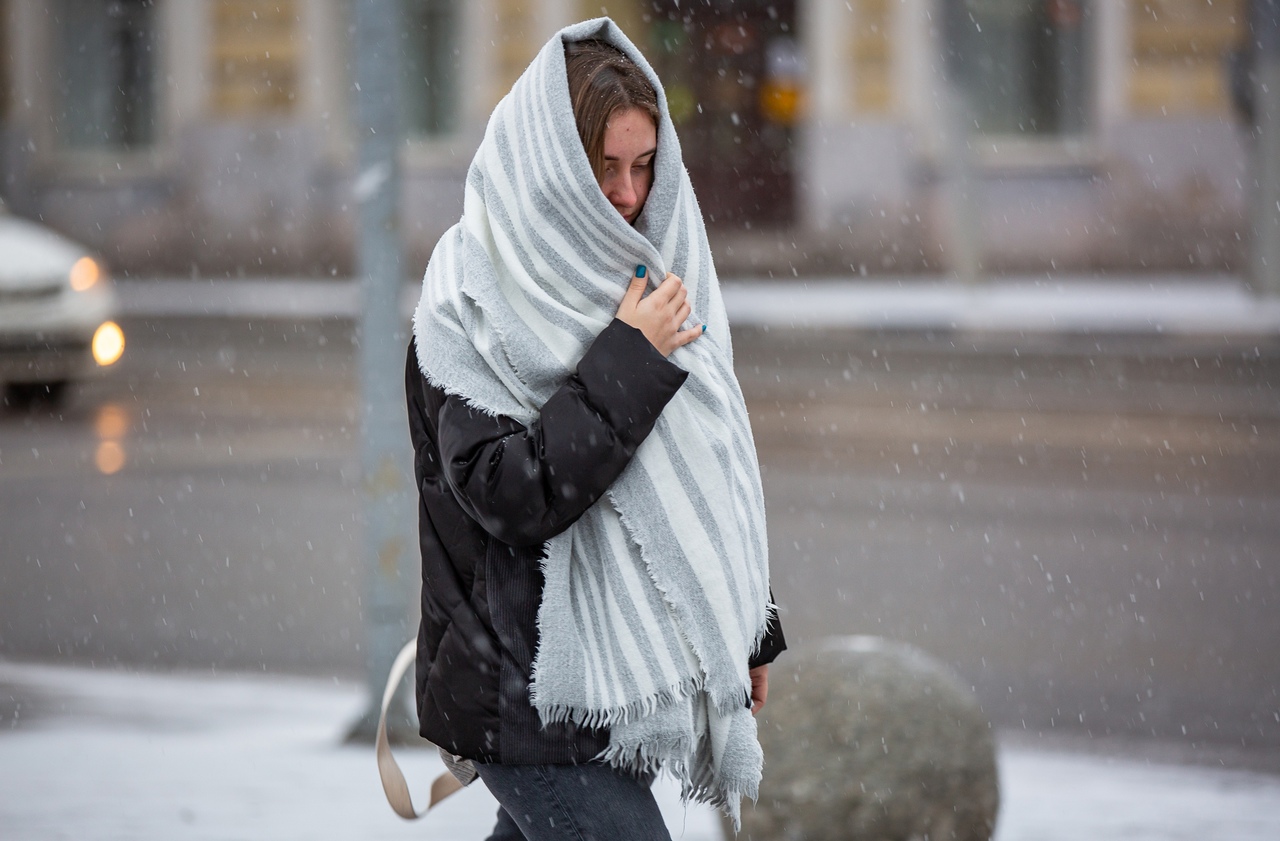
[{"xmin": 0, "ymin": 0, "xmax": 1252, "ymax": 277}]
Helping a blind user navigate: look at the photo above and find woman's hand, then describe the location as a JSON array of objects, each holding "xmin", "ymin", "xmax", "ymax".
[
  {"xmin": 749, "ymin": 665, "xmax": 769, "ymax": 715},
  {"xmin": 615, "ymin": 266, "xmax": 704, "ymax": 357}
]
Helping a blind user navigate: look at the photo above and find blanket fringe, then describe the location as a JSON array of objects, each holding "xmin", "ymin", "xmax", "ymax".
[
  {"xmin": 680, "ymin": 730, "xmax": 760, "ymax": 832},
  {"xmin": 597, "ymin": 733, "xmax": 693, "ymax": 778},
  {"xmin": 532, "ymin": 673, "xmax": 705, "ymax": 731},
  {"xmin": 597, "ymin": 727, "xmax": 759, "ymax": 831}
]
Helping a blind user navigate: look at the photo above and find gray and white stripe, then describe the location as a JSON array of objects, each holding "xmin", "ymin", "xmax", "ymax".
[{"xmin": 413, "ymin": 18, "xmax": 770, "ymax": 825}]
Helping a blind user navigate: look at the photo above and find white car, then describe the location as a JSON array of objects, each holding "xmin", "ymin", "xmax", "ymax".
[{"xmin": 0, "ymin": 199, "xmax": 124, "ymax": 405}]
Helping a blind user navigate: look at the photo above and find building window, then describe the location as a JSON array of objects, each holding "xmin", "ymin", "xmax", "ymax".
[
  {"xmin": 55, "ymin": 0, "xmax": 158, "ymax": 150},
  {"xmin": 853, "ymin": 0, "xmax": 894, "ymax": 114},
  {"xmin": 943, "ymin": 0, "xmax": 1091, "ymax": 136},
  {"xmin": 1128, "ymin": 0, "xmax": 1244, "ymax": 117},
  {"xmin": 401, "ymin": 0, "xmax": 459, "ymax": 137},
  {"xmin": 210, "ymin": 0, "xmax": 300, "ymax": 115}
]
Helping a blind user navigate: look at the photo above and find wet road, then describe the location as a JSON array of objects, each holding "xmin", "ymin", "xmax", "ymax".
[
  {"xmin": 735, "ymin": 327, "xmax": 1279, "ymax": 753},
  {"xmin": 1, "ymin": 316, "xmax": 1277, "ymax": 752}
]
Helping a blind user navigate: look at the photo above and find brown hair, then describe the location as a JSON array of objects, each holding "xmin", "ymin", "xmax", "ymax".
[{"xmin": 564, "ymin": 39, "xmax": 660, "ymax": 182}]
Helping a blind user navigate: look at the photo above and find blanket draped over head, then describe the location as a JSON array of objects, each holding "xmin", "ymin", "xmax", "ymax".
[{"xmin": 412, "ymin": 18, "xmax": 771, "ymax": 823}]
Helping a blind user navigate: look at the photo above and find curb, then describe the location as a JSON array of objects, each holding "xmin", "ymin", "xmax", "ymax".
[{"xmin": 114, "ymin": 276, "xmax": 1280, "ymax": 337}]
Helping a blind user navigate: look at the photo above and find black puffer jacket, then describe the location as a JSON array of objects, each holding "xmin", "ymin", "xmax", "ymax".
[{"xmin": 405, "ymin": 319, "xmax": 786, "ymax": 764}]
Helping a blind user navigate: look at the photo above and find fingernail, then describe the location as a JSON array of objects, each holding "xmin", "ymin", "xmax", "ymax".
[
  {"xmin": 701, "ymin": 324, "xmax": 707, "ymax": 333},
  {"xmin": 636, "ymin": 264, "xmax": 646, "ymax": 279}
]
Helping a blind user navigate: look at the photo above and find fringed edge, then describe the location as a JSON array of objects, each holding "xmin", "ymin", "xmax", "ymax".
[
  {"xmin": 412, "ymin": 273, "xmax": 509, "ymax": 422},
  {"xmin": 679, "ymin": 733, "xmax": 761, "ymax": 834},
  {"xmin": 683, "ymin": 777, "xmax": 756, "ymax": 833},
  {"xmin": 596, "ymin": 731, "xmax": 694, "ymax": 778},
  {"xmin": 531, "ymin": 672, "xmax": 705, "ymax": 732},
  {"xmin": 412, "ymin": 226, "xmax": 547, "ymax": 429},
  {"xmin": 414, "ymin": 309, "xmax": 542, "ymax": 427},
  {"xmin": 681, "ymin": 763, "xmax": 760, "ymax": 809},
  {"xmin": 595, "ymin": 719, "xmax": 760, "ymax": 833}
]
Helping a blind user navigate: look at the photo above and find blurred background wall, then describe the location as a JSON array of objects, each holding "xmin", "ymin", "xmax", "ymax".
[{"xmin": 0, "ymin": 0, "xmax": 1253, "ymax": 278}]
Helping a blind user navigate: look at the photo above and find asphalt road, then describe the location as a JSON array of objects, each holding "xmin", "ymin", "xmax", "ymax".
[{"xmin": 1, "ymin": 316, "xmax": 1277, "ymax": 754}]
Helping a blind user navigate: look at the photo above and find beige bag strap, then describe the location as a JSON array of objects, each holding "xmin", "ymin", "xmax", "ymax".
[{"xmin": 376, "ymin": 639, "xmax": 467, "ymax": 819}]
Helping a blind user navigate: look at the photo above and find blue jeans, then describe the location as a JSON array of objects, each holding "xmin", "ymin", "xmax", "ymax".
[{"xmin": 477, "ymin": 762, "xmax": 672, "ymax": 841}]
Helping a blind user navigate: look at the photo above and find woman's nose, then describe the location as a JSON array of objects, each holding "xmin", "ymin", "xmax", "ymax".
[{"xmin": 610, "ymin": 174, "xmax": 636, "ymax": 208}]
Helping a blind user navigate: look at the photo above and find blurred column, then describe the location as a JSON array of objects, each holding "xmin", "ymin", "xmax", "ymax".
[
  {"xmin": 1252, "ymin": 0, "xmax": 1280, "ymax": 297},
  {"xmin": 803, "ymin": 0, "xmax": 846, "ymax": 120},
  {"xmin": 1093, "ymin": 0, "xmax": 1129, "ymax": 136},
  {"xmin": 346, "ymin": 0, "xmax": 417, "ymax": 742},
  {"xmin": 797, "ymin": 0, "xmax": 846, "ymax": 233},
  {"xmin": 537, "ymin": 0, "xmax": 576, "ymax": 39},
  {"xmin": 936, "ymin": 7, "xmax": 982, "ymax": 287}
]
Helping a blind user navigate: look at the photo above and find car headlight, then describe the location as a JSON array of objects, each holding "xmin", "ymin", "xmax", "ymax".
[
  {"xmin": 92, "ymin": 321, "xmax": 125, "ymax": 367},
  {"xmin": 70, "ymin": 256, "xmax": 101, "ymax": 292}
]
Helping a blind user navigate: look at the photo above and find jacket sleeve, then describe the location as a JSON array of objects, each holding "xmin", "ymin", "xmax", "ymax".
[
  {"xmin": 436, "ymin": 319, "xmax": 688, "ymax": 547},
  {"xmin": 749, "ymin": 598, "xmax": 787, "ymax": 669}
]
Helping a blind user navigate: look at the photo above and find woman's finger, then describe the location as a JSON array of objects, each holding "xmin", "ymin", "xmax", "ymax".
[
  {"xmin": 651, "ymin": 273, "xmax": 682, "ymax": 304},
  {"xmin": 669, "ymin": 281, "xmax": 688, "ymax": 312},
  {"xmin": 620, "ymin": 265, "xmax": 649, "ymax": 311},
  {"xmin": 672, "ymin": 324, "xmax": 703, "ymax": 349},
  {"xmin": 655, "ymin": 283, "xmax": 685, "ymax": 324}
]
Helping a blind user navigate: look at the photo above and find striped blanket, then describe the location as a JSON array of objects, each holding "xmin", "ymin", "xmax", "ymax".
[{"xmin": 412, "ymin": 18, "xmax": 771, "ymax": 821}]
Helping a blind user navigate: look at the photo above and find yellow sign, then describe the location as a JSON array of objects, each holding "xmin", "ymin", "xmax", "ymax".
[{"xmin": 760, "ymin": 81, "xmax": 804, "ymax": 125}]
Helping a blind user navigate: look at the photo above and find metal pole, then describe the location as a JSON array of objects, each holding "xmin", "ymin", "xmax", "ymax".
[
  {"xmin": 1252, "ymin": 0, "xmax": 1280, "ymax": 297},
  {"xmin": 346, "ymin": 0, "xmax": 417, "ymax": 743}
]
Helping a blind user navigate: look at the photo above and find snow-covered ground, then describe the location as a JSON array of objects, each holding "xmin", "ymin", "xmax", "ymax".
[
  {"xmin": 1, "ymin": 661, "xmax": 1278, "ymax": 841},
  {"xmin": 114, "ymin": 275, "xmax": 1280, "ymax": 337}
]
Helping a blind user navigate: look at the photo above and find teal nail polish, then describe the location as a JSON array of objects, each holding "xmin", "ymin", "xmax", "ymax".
[
  {"xmin": 636, "ymin": 264, "xmax": 646, "ymax": 279},
  {"xmin": 701, "ymin": 324, "xmax": 707, "ymax": 333}
]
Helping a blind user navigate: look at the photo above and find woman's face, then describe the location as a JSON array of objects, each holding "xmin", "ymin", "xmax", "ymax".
[{"xmin": 599, "ymin": 107, "xmax": 656, "ymax": 225}]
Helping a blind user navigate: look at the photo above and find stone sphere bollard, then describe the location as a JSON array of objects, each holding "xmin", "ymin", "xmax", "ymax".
[{"xmin": 734, "ymin": 636, "xmax": 999, "ymax": 841}]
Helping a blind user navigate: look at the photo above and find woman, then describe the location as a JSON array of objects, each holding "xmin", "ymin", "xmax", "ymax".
[{"xmin": 406, "ymin": 19, "xmax": 784, "ymax": 840}]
